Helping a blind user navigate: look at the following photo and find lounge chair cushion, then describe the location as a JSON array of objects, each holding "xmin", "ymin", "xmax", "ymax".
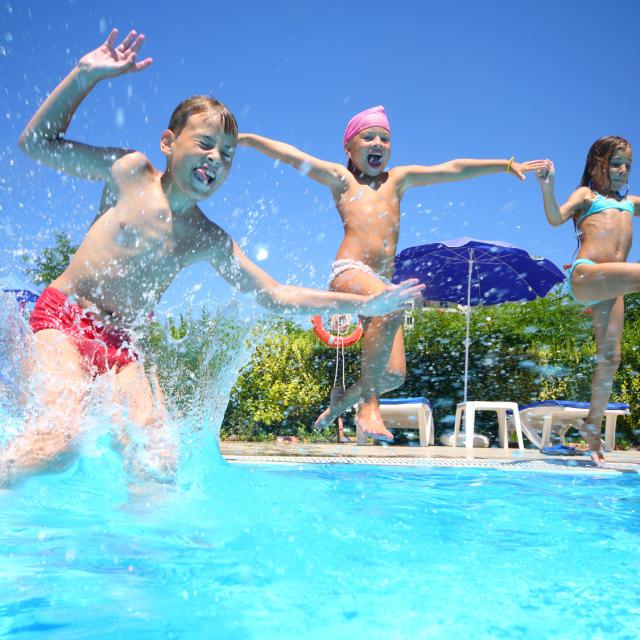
[
  {"xmin": 520, "ymin": 400, "xmax": 629, "ymax": 411},
  {"xmin": 380, "ymin": 397, "xmax": 430, "ymax": 407}
]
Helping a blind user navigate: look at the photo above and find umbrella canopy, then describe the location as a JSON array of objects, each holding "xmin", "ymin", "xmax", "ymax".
[
  {"xmin": 393, "ymin": 237, "xmax": 565, "ymax": 306},
  {"xmin": 393, "ymin": 237, "xmax": 565, "ymax": 401},
  {"xmin": 2, "ymin": 289, "xmax": 39, "ymax": 304},
  {"xmin": 0, "ymin": 274, "xmax": 40, "ymax": 304}
]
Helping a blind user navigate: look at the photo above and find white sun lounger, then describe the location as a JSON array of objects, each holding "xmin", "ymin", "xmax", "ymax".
[
  {"xmin": 512, "ymin": 400, "xmax": 630, "ymax": 451},
  {"xmin": 356, "ymin": 397, "xmax": 434, "ymax": 446}
]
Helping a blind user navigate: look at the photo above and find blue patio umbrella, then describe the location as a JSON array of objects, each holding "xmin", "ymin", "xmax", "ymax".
[
  {"xmin": 2, "ymin": 289, "xmax": 39, "ymax": 304},
  {"xmin": 393, "ymin": 237, "xmax": 565, "ymax": 401},
  {"xmin": 0, "ymin": 274, "xmax": 39, "ymax": 305}
]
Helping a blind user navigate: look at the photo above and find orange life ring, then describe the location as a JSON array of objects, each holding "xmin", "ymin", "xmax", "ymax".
[{"xmin": 311, "ymin": 315, "xmax": 364, "ymax": 348}]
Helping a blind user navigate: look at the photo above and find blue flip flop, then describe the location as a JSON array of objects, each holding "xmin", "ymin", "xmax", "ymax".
[{"xmin": 540, "ymin": 444, "xmax": 577, "ymax": 456}]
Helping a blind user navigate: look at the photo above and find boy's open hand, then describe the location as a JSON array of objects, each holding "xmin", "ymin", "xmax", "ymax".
[
  {"xmin": 509, "ymin": 159, "xmax": 550, "ymax": 181},
  {"xmin": 535, "ymin": 159, "xmax": 554, "ymax": 185},
  {"xmin": 78, "ymin": 29, "xmax": 153, "ymax": 80},
  {"xmin": 363, "ymin": 279, "xmax": 425, "ymax": 316}
]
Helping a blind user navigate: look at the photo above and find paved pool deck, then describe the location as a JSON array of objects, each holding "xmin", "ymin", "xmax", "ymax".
[{"xmin": 220, "ymin": 441, "xmax": 640, "ymax": 473}]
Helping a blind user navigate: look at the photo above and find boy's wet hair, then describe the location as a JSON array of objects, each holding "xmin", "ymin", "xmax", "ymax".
[
  {"xmin": 168, "ymin": 95, "xmax": 238, "ymax": 139},
  {"xmin": 579, "ymin": 136, "xmax": 631, "ymax": 188}
]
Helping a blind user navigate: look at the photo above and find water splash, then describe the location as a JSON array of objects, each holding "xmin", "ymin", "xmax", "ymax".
[
  {"xmin": 0, "ymin": 288, "xmax": 262, "ymax": 486},
  {"xmin": 0, "ymin": 292, "xmax": 36, "ymax": 436}
]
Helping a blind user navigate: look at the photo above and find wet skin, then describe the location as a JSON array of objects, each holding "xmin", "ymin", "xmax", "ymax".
[
  {"xmin": 537, "ymin": 147, "xmax": 640, "ymax": 465},
  {"xmin": 575, "ymin": 148, "xmax": 634, "ymax": 267},
  {"xmin": 52, "ymin": 112, "xmax": 237, "ymax": 330},
  {"xmin": 240, "ymin": 127, "xmax": 547, "ymax": 441}
]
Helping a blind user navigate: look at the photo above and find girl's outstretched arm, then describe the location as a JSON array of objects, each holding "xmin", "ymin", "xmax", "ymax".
[
  {"xmin": 628, "ymin": 194, "xmax": 640, "ymax": 215},
  {"xmin": 238, "ymin": 133, "xmax": 348, "ymax": 196},
  {"xmin": 18, "ymin": 29, "xmax": 152, "ymax": 181},
  {"xmin": 535, "ymin": 160, "xmax": 591, "ymax": 226},
  {"xmin": 395, "ymin": 158, "xmax": 549, "ymax": 195}
]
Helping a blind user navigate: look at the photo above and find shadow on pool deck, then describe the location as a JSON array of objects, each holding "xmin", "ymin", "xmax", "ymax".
[{"xmin": 220, "ymin": 441, "xmax": 640, "ymax": 472}]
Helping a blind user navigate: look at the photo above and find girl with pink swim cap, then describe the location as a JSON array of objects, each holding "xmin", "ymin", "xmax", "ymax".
[{"xmin": 239, "ymin": 108, "xmax": 547, "ymax": 442}]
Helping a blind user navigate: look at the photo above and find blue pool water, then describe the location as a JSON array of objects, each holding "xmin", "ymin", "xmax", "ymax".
[{"xmin": 1, "ymin": 450, "xmax": 639, "ymax": 639}]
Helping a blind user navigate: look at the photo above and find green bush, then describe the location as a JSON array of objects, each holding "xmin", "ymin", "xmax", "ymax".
[
  {"xmin": 221, "ymin": 319, "xmax": 362, "ymax": 441},
  {"xmin": 217, "ymin": 293, "xmax": 640, "ymax": 445},
  {"xmin": 402, "ymin": 293, "xmax": 596, "ymax": 436}
]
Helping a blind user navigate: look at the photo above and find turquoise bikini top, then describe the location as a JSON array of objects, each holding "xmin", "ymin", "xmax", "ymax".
[{"xmin": 577, "ymin": 192, "xmax": 635, "ymax": 223}]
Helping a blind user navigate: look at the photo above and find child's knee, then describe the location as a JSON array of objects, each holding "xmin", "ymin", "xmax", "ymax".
[
  {"xmin": 384, "ymin": 369, "xmax": 405, "ymax": 391},
  {"xmin": 598, "ymin": 348, "xmax": 621, "ymax": 370}
]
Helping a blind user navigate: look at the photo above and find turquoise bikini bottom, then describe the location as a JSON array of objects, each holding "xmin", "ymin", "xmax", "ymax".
[{"xmin": 567, "ymin": 258, "xmax": 602, "ymax": 306}]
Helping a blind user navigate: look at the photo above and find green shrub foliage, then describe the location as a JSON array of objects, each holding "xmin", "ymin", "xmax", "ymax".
[{"xmin": 219, "ymin": 292, "xmax": 639, "ymax": 445}]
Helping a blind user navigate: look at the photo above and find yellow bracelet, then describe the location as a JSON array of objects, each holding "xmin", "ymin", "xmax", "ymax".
[{"xmin": 506, "ymin": 156, "xmax": 515, "ymax": 174}]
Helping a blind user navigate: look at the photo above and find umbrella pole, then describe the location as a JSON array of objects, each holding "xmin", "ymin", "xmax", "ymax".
[{"xmin": 463, "ymin": 251, "xmax": 473, "ymax": 403}]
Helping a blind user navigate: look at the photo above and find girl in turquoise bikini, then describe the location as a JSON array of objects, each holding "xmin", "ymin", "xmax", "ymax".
[{"xmin": 536, "ymin": 136, "xmax": 640, "ymax": 465}]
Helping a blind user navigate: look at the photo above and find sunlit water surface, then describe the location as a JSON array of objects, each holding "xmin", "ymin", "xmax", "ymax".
[
  {"xmin": 1, "ymin": 295, "xmax": 639, "ymax": 639},
  {"xmin": 1, "ymin": 451, "xmax": 639, "ymax": 639}
]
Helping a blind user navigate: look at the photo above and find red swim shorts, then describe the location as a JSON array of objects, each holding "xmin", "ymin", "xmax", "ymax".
[{"xmin": 29, "ymin": 287, "xmax": 138, "ymax": 376}]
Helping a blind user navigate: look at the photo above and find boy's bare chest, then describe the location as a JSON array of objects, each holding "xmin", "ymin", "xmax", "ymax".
[{"xmin": 107, "ymin": 191, "xmax": 192, "ymax": 262}]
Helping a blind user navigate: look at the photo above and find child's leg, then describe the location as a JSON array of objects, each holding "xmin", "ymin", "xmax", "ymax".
[
  {"xmin": 1, "ymin": 329, "xmax": 88, "ymax": 484},
  {"xmin": 381, "ymin": 319, "xmax": 407, "ymax": 392},
  {"xmin": 314, "ymin": 269, "xmax": 406, "ymax": 440},
  {"xmin": 356, "ymin": 311, "xmax": 406, "ymax": 440},
  {"xmin": 571, "ymin": 261, "xmax": 640, "ymax": 303},
  {"xmin": 112, "ymin": 362, "xmax": 177, "ymax": 480},
  {"xmin": 582, "ymin": 297, "xmax": 623, "ymax": 465},
  {"xmin": 314, "ymin": 321, "xmax": 406, "ymax": 433}
]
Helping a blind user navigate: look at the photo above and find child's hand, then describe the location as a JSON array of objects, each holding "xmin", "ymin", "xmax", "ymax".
[
  {"xmin": 509, "ymin": 159, "xmax": 550, "ymax": 181},
  {"xmin": 78, "ymin": 29, "xmax": 152, "ymax": 81},
  {"xmin": 363, "ymin": 279, "xmax": 425, "ymax": 316},
  {"xmin": 535, "ymin": 159, "xmax": 555, "ymax": 185}
]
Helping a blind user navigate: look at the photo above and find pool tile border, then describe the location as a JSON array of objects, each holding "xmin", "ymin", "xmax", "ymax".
[{"xmin": 225, "ymin": 454, "xmax": 640, "ymax": 475}]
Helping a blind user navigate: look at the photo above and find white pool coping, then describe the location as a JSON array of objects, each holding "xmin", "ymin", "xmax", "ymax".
[{"xmin": 221, "ymin": 443, "xmax": 640, "ymax": 475}]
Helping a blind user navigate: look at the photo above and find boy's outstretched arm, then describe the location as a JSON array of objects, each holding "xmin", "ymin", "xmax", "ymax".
[
  {"xmin": 535, "ymin": 160, "xmax": 590, "ymax": 226},
  {"xmin": 18, "ymin": 29, "xmax": 152, "ymax": 181},
  {"xmin": 208, "ymin": 229, "xmax": 423, "ymax": 316},
  {"xmin": 396, "ymin": 157, "xmax": 550, "ymax": 195},
  {"xmin": 238, "ymin": 133, "xmax": 347, "ymax": 196}
]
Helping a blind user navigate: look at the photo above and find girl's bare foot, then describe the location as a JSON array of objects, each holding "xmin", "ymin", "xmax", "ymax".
[
  {"xmin": 356, "ymin": 401, "xmax": 393, "ymax": 442},
  {"xmin": 580, "ymin": 423, "xmax": 605, "ymax": 466},
  {"xmin": 313, "ymin": 406, "xmax": 334, "ymax": 430},
  {"xmin": 313, "ymin": 387, "xmax": 348, "ymax": 430},
  {"xmin": 590, "ymin": 450, "xmax": 606, "ymax": 467}
]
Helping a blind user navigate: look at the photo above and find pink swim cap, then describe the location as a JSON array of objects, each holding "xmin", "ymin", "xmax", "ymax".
[{"xmin": 343, "ymin": 106, "xmax": 390, "ymax": 147}]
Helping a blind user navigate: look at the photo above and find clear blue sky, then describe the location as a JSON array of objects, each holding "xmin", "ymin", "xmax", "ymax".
[{"xmin": 1, "ymin": 0, "xmax": 638, "ymax": 316}]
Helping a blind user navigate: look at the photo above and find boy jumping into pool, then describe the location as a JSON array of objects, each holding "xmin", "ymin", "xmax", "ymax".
[{"xmin": 1, "ymin": 30, "xmax": 423, "ymax": 484}]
